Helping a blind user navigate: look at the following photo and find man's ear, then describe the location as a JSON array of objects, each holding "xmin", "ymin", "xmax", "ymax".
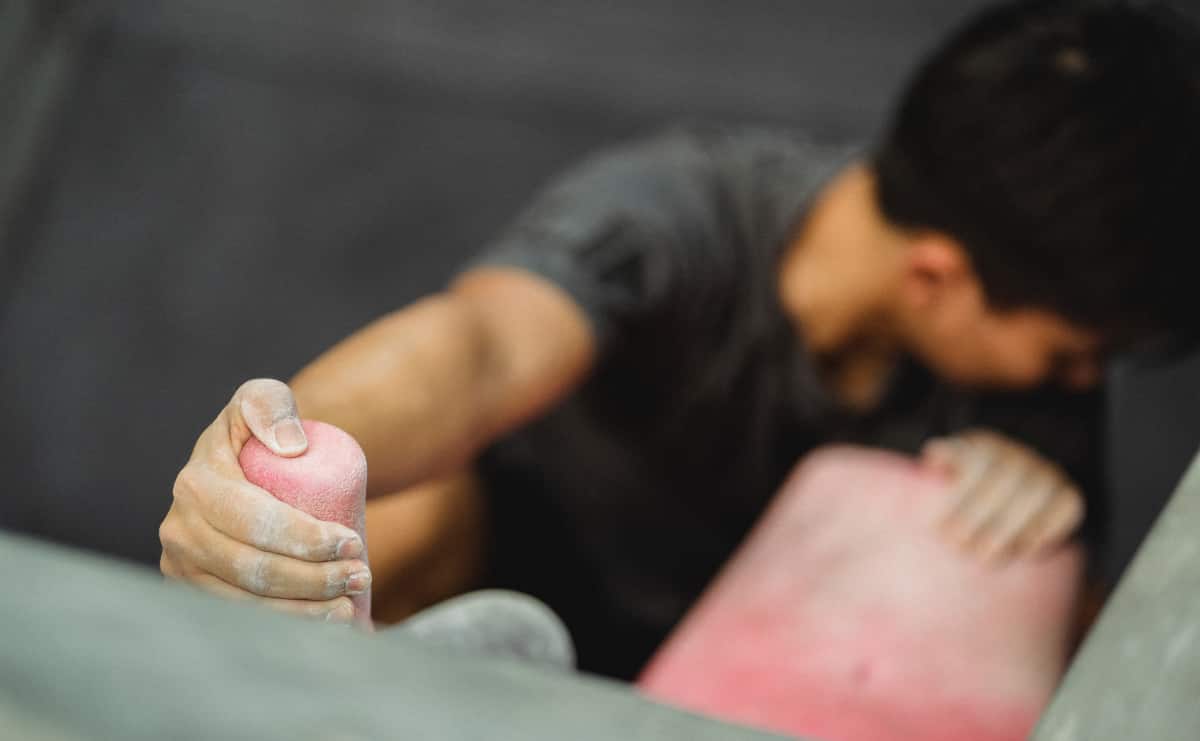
[{"xmin": 901, "ymin": 233, "xmax": 973, "ymax": 309}]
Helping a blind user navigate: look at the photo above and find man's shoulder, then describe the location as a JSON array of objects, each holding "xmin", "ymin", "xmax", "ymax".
[{"xmin": 664, "ymin": 124, "xmax": 860, "ymax": 247}]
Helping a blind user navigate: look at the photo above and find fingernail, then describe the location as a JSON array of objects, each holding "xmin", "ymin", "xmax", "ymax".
[
  {"xmin": 346, "ymin": 570, "xmax": 372, "ymax": 595},
  {"xmin": 273, "ymin": 418, "xmax": 307, "ymax": 453},
  {"xmin": 335, "ymin": 534, "xmax": 363, "ymax": 560}
]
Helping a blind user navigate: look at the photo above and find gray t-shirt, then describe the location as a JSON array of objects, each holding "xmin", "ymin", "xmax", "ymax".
[{"xmin": 470, "ymin": 126, "xmax": 1102, "ymax": 679}]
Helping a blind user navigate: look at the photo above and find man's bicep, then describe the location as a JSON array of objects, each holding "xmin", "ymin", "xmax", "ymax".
[{"xmin": 451, "ymin": 266, "xmax": 597, "ymax": 440}]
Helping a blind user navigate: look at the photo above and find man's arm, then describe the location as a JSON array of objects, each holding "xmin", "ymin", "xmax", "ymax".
[
  {"xmin": 159, "ymin": 268, "xmax": 594, "ymax": 618},
  {"xmin": 290, "ymin": 268, "xmax": 595, "ymax": 497},
  {"xmin": 365, "ymin": 472, "xmax": 486, "ymax": 624},
  {"xmin": 160, "ymin": 126, "xmax": 802, "ymax": 618}
]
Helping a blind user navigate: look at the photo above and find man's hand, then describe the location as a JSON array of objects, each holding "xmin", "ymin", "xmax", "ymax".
[
  {"xmin": 921, "ymin": 429, "xmax": 1085, "ymax": 563},
  {"xmin": 159, "ymin": 379, "xmax": 369, "ymax": 623}
]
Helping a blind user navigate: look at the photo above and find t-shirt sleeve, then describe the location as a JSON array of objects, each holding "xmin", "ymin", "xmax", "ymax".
[
  {"xmin": 464, "ymin": 127, "xmax": 830, "ymax": 355},
  {"xmin": 464, "ymin": 130, "xmax": 722, "ymax": 352}
]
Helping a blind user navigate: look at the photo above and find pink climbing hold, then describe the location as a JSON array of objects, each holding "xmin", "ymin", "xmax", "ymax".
[
  {"xmin": 638, "ymin": 446, "xmax": 1083, "ymax": 741},
  {"xmin": 239, "ymin": 419, "xmax": 371, "ymax": 627}
]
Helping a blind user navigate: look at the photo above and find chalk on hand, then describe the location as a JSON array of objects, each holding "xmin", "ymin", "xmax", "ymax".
[{"xmin": 239, "ymin": 420, "xmax": 371, "ymax": 628}]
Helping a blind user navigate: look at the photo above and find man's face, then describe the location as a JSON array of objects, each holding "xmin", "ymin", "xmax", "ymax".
[
  {"xmin": 889, "ymin": 231, "xmax": 1107, "ymax": 392},
  {"xmin": 906, "ymin": 297, "xmax": 1105, "ymax": 391}
]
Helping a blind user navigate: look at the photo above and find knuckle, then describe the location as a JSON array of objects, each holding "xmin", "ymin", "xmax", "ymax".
[
  {"xmin": 172, "ymin": 467, "xmax": 199, "ymax": 504},
  {"xmin": 233, "ymin": 550, "xmax": 273, "ymax": 595},
  {"xmin": 236, "ymin": 377, "xmax": 284, "ymax": 398},
  {"xmin": 249, "ymin": 502, "xmax": 326, "ymax": 560},
  {"xmin": 246, "ymin": 500, "xmax": 289, "ymax": 551},
  {"xmin": 163, "ymin": 524, "xmax": 210, "ymax": 573},
  {"xmin": 281, "ymin": 515, "xmax": 322, "ymax": 557},
  {"xmin": 235, "ymin": 378, "xmax": 292, "ymax": 413},
  {"xmin": 158, "ymin": 517, "xmax": 185, "ymax": 554},
  {"xmin": 303, "ymin": 525, "xmax": 337, "ymax": 562},
  {"xmin": 231, "ymin": 380, "xmax": 300, "ymax": 445},
  {"xmin": 173, "ymin": 465, "xmax": 228, "ymax": 520},
  {"xmin": 324, "ymin": 560, "xmax": 366, "ymax": 598},
  {"xmin": 322, "ymin": 565, "xmax": 349, "ymax": 598},
  {"xmin": 326, "ymin": 598, "xmax": 356, "ymax": 623}
]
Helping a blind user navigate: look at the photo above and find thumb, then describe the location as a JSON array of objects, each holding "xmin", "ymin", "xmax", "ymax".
[{"xmin": 233, "ymin": 378, "xmax": 308, "ymax": 457}]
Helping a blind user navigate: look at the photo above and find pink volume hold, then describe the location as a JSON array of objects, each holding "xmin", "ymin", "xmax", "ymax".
[{"xmin": 239, "ymin": 419, "xmax": 371, "ymax": 627}]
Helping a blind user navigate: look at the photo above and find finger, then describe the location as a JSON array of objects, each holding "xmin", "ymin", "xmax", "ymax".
[
  {"xmin": 232, "ymin": 378, "xmax": 308, "ymax": 457},
  {"xmin": 174, "ymin": 518, "xmax": 372, "ymax": 600},
  {"xmin": 974, "ymin": 474, "xmax": 1058, "ymax": 562},
  {"xmin": 938, "ymin": 437, "xmax": 1001, "ymax": 527},
  {"xmin": 188, "ymin": 574, "xmax": 357, "ymax": 623},
  {"xmin": 942, "ymin": 455, "xmax": 1032, "ymax": 550},
  {"xmin": 920, "ymin": 438, "xmax": 961, "ymax": 479},
  {"xmin": 1022, "ymin": 486, "xmax": 1086, "ymax": 555},
  {"xmin": 173, "ymin": 463, "xmax": 363, "ymax": 562}
]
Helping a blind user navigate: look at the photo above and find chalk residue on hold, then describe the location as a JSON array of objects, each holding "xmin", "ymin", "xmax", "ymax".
[
  {"xmin": 638, "ymin": 446, "xmax": 1083, "ymax": 741},
  {"xmin": 239, "ymin": 420, "xmax": 371, "ymax": 626}
]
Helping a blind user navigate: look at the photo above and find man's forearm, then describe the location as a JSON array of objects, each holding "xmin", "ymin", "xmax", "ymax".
[
  {"xmin": 366, "ymin": 472, "xmax": 486, "ymax": 623},
  {"xmin": 290, "ymin": 294, "xmax": 497, "ymax": 496},
  {"xmin": 287, "ymin": 269, "xmax": 595, "ymax": 498}
]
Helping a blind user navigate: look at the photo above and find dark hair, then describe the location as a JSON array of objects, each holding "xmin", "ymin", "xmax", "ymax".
[{"xmin": 874, "ymin": 0, "xmax": 1200, "ymax": 347}]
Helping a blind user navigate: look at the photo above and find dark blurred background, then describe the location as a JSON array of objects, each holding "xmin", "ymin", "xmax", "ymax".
[{"xmin": 1, "ymin": 0, "xmax": 1198, "ymax": 586}]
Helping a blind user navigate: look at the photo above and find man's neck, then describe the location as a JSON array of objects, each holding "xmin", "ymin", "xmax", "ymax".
[
  {"xmin": 817, "ymin": 337, "xmax": 900, "ymax": 412},
  {"xmin": 778, "ymin": 162, "xmax": 904, "ymax": 412}
]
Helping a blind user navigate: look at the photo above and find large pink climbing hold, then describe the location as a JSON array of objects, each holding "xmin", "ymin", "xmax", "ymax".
[
  {"xmin": 638, "ymin": 446, "xmax": 1083, "ymax": 741},
  {"xmin": 239, "ymin": 419, "xmax": 371, "ymax": 627}
]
